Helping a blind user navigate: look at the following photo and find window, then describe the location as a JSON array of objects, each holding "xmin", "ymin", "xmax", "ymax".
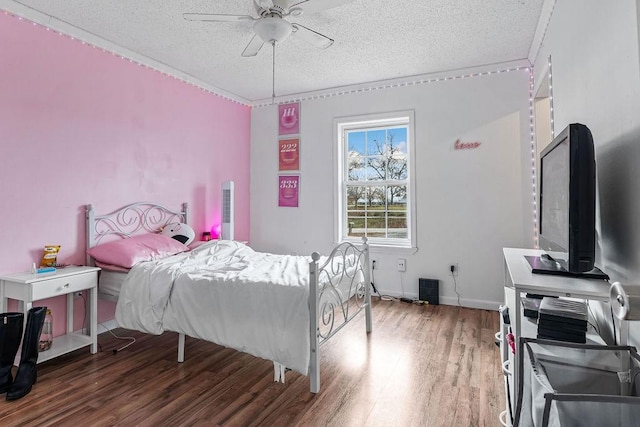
[{"xmin": 335, "ymin": 111, "xmax": 416, "ymax": 249}]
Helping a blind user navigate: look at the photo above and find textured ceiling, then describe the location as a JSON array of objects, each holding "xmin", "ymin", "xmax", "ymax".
[{"xmin": 4, "ymin": 0, "xmax": 546, "ymax": 104}]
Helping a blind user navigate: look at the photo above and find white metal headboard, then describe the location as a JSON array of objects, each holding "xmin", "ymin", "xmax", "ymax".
[{"xmin": 85, "ymin": 202, "xmax": 189, "ymax": 265}]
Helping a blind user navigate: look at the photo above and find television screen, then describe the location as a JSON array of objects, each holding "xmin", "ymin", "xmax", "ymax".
[
  {"xmin": 540, "ymin": 136, "xmax": 569, "ymax": 254},
  {"xmin": 532, "ymin": 123, "xmax": 606, "ymax": 279}
]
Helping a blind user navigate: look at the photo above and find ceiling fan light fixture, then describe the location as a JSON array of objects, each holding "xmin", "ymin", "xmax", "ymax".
[{"xmin": 253, "ymin": 16, "xmax": 292, "ymax": 43}]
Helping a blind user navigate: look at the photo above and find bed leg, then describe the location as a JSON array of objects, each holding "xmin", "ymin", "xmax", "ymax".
[
  {"xmin": 309, "ymin": 252, "xmax": 321, "ymax": 394},
  {"xmin": 178, "ymin": 333, "xmax": 185, "ymax": 363},
  {"xmin": 310, "ymin": 349, "xmax": 320, "ymax": 394},
  {"xmin": 363, "ymin": 237, "xmax": 373, "ymax": 334},
  {"xmin": 273, "ymin": 362, "xmax": 286, "ymax": 383},
  {"xmin": 365, "ymin": 276, "xmax": 373, "ymax": 333}
]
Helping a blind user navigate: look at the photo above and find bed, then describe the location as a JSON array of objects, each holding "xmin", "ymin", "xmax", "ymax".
[{"xmin": 85, "ymin": 202, "xmax": 372, "ymax": 393}]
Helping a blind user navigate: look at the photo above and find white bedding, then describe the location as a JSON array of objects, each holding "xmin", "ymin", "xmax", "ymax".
[
  {"xmin": 115, "ymin": 240, "xmax": 316, "ymax": 375},
  {"xmin": 98, "ymin": 269, "xmax": 128, "ymax": 299}
]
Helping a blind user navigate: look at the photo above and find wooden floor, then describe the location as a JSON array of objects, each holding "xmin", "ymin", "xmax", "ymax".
[{"xmin": 0, "ymin": 298, "xmax": 504, "ymax": 426}]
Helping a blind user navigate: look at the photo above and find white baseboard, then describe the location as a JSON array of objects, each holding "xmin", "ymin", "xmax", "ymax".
[
  {"xmin": 374, "ymin": 287, "xmax": 500, "ymax": 311},
  {"xmin": 437, "ymin": 296, "xmax": 501, "ymax": 311}
]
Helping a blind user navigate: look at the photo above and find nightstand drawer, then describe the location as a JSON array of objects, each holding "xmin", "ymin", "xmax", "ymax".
[{"xmin": 31, "ymin": 273, "xmax": 95, "ymax": 300}]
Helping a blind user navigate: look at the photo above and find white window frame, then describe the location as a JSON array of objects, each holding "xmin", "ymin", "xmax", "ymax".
[{"xmin": 334, "ymin": 110, "xmax": 417, "ymax": 251}]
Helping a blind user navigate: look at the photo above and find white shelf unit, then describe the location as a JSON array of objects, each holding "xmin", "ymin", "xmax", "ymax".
[{"xmin": 500, "ymin": 248, "xmax": 611, "ymax": 426}]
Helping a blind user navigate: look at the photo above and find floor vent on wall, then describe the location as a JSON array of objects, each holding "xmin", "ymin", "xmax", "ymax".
[{"xmin": 419, "ymin": 278, "xmax": 439, "ymax": 305}]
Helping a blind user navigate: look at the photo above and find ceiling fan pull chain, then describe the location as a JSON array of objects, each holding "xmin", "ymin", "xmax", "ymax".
[{"xmin": 272, "ymin": 41, "xmax": 276, "ymax": 104}]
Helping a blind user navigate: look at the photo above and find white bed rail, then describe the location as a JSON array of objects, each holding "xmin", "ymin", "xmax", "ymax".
[{"xmin": 309, "ymin": 237, "xmax": 372, "ymax": 393}]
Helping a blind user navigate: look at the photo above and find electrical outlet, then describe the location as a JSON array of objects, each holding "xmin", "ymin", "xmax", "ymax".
[
  {"xmin": 450, "ymin": 263, "xmax": 459, "ymax": 277},
  {"xmin": 74, "ymin": 291, "xmax": 83, "ymax": 298},
  {"xmin": 397, "ymin": 258, "xmax": 406, "ymax": 272}
]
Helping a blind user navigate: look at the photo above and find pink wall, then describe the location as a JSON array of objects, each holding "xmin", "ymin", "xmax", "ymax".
[{"xmin": 0, "ymin": 13, "xmax": 251, "ymax": 336}]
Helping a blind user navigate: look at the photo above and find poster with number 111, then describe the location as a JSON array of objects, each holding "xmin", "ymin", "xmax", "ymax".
[{"xmin": 279, "ymin": 102, "xmax": 300, "ymax": 135}]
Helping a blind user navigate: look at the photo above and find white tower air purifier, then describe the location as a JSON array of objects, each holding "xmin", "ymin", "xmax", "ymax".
[{"xmin": 221, "ymin": 180, "xmax": 235, "ymax": 240}]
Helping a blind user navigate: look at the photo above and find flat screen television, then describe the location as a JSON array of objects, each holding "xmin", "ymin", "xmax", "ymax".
[{"xmin": 526, "ymin": 123, "xmax": 608, "ymax": 279}]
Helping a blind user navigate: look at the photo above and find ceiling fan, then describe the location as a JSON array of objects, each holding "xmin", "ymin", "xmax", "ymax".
[{"xmin": 183, "ymin": 0, "xmax": 352, "ymax": 57}]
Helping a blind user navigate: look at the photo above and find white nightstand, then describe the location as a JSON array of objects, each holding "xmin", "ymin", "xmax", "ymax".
[{"xmin": 0, "ymin": 266, "xmax": 100, "ymax": 364}]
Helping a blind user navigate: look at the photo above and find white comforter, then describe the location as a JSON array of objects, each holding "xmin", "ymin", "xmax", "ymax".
[{"xmin": 115, "ymin": 240, "xmax": 313, "ymax": 374}]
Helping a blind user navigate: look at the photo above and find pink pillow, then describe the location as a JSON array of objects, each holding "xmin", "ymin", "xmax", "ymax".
[
  {"xmin": 88, "ymin": 233, "xmax": 189, "ymax": 268},
  {"xmin": 94, "ymin": 261, "xmax": 130, "ymax": 273}
]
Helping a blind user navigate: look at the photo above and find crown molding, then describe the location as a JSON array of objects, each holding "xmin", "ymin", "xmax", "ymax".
[{"xmin": 0, "ymin": 0, "xmax": 252, "ymax": 106}]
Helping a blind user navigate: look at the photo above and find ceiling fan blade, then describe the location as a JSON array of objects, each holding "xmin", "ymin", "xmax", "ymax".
[
  {"xmin": 291, "ymin": 23, "xmax": 334, "ymax": 49},
  {"xmin": 289, "ymin": 0, "xmax": 354, "ymax": 15},
  {"xmin": 241, "ymin": 34, "xmax": 265, "ymax": 57},
  {"xmin": 255, "ymin": 0, "xmax": 275, "ymax": 8},
  {"xmin": 183, "ymin": 13, "xmax": 255, "ymax": 22}
]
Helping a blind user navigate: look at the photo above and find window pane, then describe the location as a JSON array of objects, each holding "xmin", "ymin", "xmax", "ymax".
[
  {"xmin": 387, "ymin": 185, "xmax": 407, "ymax": 238},
  {"xmin": 388, "ymin": 154, "xmax": 407, "ymax": 180},
  {"xmin": 387, "ymin": 128, "xmax": 408, "ymax": 180},
  {"xmin": 346, "ymin": 185, "xmax": 366, "ymax": 208},
  {"xmin": 387, "ymin": 185, "xmax": 407, "ymax": 206},
  {"xmin": 388, "ymin": 214, "xmax": 408, "ymax": 238},
  {"xmin": 367, "ymin": 210, "xmax": 386, "ymax": 237},
  {"xmin": 347, "ymin": 131, "xmax": 366, "ymax": 182},
  {"xmin": 388, "ymin": 128, "xmax": 408, "ymax": 152},
  {"xmin": 366, "ymin": 159, "xmax": 385, "ymax": 181},
  {"xmin": 367, "ymin": 186, "xmax": 385, "ymax": 209},
  {"xmin": 346, "ymin": 212, "xmax": 365, "ymax": 237},
  {"xmin": 347, "ymin": 151, "xmax": 365, "ymax": 181},
  {"xmin": 367, "ymin": 130, "xmax": 385, "ymax": 155},
  {"xmin": 347, "ymin": 131, "xmax": 366, "ymax": 154}
]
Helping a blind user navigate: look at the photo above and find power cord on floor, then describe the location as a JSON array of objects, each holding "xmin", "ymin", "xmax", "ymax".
[
  {"xmin": 451, "ymin": 265, "xmax": 461, "ymax": 306},
  {"xmin": 370, "ymin": 261, "xmax": 428, "ymax": 305},
  {"xmin": 80, "ymin": 292, "xmax": 87, "ymax": 335},
  {"xmin": 371, "ymin": 261, "xmax": 396, "ymax": 301},
  {"xmin": 100, "ymin": 323, "xmax": 136, "ymax": 354}
]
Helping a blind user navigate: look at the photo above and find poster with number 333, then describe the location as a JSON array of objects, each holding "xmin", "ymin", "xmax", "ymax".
[
  {"xmin": 279, "ymin": 102, "xmax": 300, "ymax": 135},
  {"xmin": 278, "ymin": 175, "xmax": 299, "ymax": 207}
]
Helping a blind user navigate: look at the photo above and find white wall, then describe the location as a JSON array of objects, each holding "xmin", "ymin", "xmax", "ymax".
[
  {"xmin": 250, "ymin": 65, "xmax": 532, "ymax": 309},
  {"xmin": 533, "ymin": 0, "xmax": 640, "ymax": 343}
]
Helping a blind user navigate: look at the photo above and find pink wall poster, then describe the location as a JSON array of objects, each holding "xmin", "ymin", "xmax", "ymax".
[
  {"xmin": 278, "ymin": 175, "xmax": 299, "ymax": 207},
  {"xmin": 279, "ymin": 138, "xmax": 300, "ymax": 171},
  {"xmin": 278, "ymin": 102, "xmax": 300, "ymax": 135}
]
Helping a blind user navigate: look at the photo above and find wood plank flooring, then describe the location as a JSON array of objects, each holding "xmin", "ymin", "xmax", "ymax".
[{"xmin": 0, "ymin": 298, "xmax": 504, "ymax": 426}]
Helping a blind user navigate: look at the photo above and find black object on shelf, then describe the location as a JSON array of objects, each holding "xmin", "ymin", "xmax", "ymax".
[
  {"xmin": 522, "ymin": 296, "xmax": 542, "ymax": 319},
  {"xmin": 536, "ymin": 297, "xmax": 588, "ymax": 344},
  {"xmin": 524, "ymin": 255, "xmax": 609, "ymax": 280},
  {"xmin": 499, "ymin": 305, "xmax": 510, "ymax": 324}
]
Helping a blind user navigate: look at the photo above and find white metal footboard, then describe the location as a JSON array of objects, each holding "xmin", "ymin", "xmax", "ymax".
[{"xmin": 308, "ymin": 237, "xmax": 372, "ymax": 393}]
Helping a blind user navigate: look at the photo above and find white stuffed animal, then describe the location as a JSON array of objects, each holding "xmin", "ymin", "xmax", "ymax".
[{"xmin": 161, "ymin": 222, "xmax": 195, "ymax": 245}]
